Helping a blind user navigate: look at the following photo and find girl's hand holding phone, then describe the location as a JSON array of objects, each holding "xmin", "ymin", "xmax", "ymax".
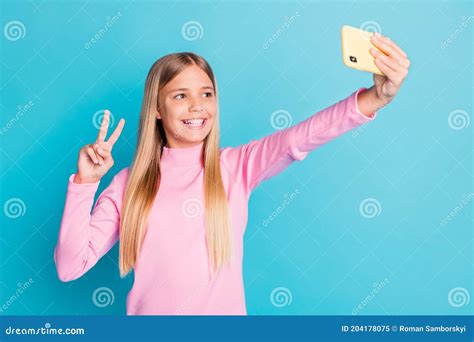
[
  {"xmin": 369, "ymin": 33, "xmax": 410, "ymax": 105},
  {"xmin": 74, "ymin": 110, "xmax": 125, "ymax": 184}
]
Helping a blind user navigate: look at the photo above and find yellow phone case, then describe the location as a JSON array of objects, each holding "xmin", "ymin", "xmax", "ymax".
[{"xmin": 341, "ymin": 25, "xmax": 384, "ymax": 76}]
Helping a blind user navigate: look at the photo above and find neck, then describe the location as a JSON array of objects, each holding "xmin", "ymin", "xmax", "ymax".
[
  {"xmin": 160, "ymin": 141, "xmax": 205, "ymax": 167},
  {"xmin": 165, "ymin": 140, "xmax": 204, "ymax": 149}
]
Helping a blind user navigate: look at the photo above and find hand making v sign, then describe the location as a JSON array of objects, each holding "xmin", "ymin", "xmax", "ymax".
[{"xmin": 74, "ymin": 110, "xmax": 125, "ymax": 184}]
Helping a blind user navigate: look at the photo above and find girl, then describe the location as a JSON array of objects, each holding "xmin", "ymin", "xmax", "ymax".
[{"xmin": 54, "ymin": 33, "xmax": 410, "ymax": 315}]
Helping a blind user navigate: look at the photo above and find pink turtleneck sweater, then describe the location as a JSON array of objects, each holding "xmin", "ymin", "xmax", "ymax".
[{"xmin": 54, "ymin": 87, "xmax": 376, "ymax": 315}]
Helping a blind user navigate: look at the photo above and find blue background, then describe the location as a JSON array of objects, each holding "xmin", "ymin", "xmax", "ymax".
[{"xmin": 0, "ymin": 0, "xmax": 472, "ymax": 316}]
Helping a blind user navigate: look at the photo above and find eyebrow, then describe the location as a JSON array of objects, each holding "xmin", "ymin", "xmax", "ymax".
[{"xmin": 168, "ymin": 86, "xmax": 214, "ymax": 93}]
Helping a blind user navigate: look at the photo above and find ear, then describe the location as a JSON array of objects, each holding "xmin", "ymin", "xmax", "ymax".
[{"xmin": 156, "ymin": 110, "xmax": 162, "ymax": 120}]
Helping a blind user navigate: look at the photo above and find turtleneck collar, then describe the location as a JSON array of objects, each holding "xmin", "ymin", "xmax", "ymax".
[{"xmin": 160, "ymin": 141, "xmax": 204, "ymax": 167}]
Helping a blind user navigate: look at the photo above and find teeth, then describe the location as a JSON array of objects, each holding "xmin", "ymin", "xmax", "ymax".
[{"xmin": 183, "ymin": 119, "xmax": 205, "ymax": 125}]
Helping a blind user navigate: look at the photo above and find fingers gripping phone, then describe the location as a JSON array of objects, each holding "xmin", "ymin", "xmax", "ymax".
[{"xmin": 341, "ymin": 25, "xmax": 385, "ymax": 76}]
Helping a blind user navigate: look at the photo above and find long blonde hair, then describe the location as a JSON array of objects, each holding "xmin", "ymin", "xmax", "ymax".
[{"xmin": 119, "ymin": 52, "xmax": 232, "ymax": 278}]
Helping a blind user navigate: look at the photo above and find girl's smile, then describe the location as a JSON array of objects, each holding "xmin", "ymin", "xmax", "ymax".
[{"xmin": 181, "ymin": 118, "xmax": 208, "ymax": 129}]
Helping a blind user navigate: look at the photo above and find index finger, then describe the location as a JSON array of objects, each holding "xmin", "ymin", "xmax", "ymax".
[
  {"xmin": 371, "ymin": 35, "xmax": 405, "ymax": 66},
  {"xmin": 378, "ymin": 34, "xmax": 407, "ymax": 58},
  {"xmin": 96, "ymin": 110, "xmax": 110, "ymax": 142},
  {"xmin": 106, "ymin": 118, "xmax": 125, "ymax": 147}
]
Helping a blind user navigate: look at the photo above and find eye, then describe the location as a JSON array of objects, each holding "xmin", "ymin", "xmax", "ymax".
[
  {"xmin": 203, "ymin": 92, "xmax": 214, "ymax": 98},
  {"xmin": 174, "ymin": 93, "xmax": 185, "ymax": 100}
]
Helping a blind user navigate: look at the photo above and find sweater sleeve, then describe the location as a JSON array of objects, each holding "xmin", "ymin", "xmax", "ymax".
[
  {"xmin": 53, "ymin": 169, "xmax": 126, "ymax": 282},
  {"xmin": 221, "ymin": 87, "xmax": 377, "ymax": 195}
]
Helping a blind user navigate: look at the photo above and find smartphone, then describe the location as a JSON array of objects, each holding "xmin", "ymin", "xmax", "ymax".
[{"xmin": 341, "ymin": 25, "xmax": 385, "ymax": 76}]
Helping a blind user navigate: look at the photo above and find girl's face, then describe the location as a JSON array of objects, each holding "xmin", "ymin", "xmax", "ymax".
[{"xmin": 157, "ymin": 65, "xmax": 217, "ymax": 148}]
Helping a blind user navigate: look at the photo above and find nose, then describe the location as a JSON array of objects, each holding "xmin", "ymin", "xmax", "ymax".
[
  {"xmin": 190, "ymin": 103, "xmax": 204, "ymax": 114},
  {"xmin": 189, "ymin": 96, "xmax": 205, "ymax": 113}
]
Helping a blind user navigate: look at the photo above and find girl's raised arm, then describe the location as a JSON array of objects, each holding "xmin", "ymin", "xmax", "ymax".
[
  {"xmin": 54, "ymin": 110, "xmax": 126, "ymax": 282},
  {"xmin": 221, "ymin": 87, "xmax": 377, "ymax": 195}
]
